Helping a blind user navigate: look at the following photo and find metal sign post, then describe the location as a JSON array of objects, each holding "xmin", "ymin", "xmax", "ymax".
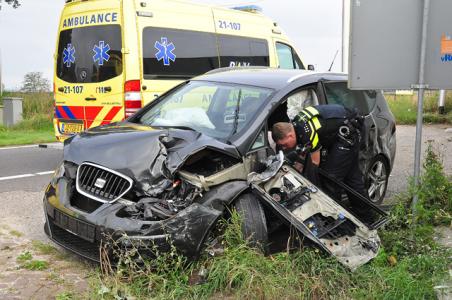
[{"xmin": 412, "ymin": 0, "xmax": 430, "ymax": 212}]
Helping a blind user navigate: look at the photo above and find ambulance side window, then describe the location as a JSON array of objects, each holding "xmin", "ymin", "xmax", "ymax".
[
  {"xmin": 218, "ymin": 35, "xmax": 269, "ymax": 67},
  {"xmin": 276, "ymin": 42, "xmax": 304, "ymax": 69},
  {"xmin": 142, "ymin": 28, "xmax": 219, "ymax": 79}
]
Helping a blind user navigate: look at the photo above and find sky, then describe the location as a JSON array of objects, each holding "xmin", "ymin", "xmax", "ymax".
[{"xmin": 0, "ymin": 0, "xmax": 343, "ymax": 90}]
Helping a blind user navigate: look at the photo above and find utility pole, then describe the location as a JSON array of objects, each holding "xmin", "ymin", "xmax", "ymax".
[
  {"xmin": 0, "ymin": 48, "xmax": 3, "ymax": 96},
  {"xmin": 341, "ymin": 0, "xmax": 350, "ymax": 73}
]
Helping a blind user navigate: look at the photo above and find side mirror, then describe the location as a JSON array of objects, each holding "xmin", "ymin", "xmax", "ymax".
[{"xmin": 307, "ymin": 64, "xmax": 315, "ymax": 71}]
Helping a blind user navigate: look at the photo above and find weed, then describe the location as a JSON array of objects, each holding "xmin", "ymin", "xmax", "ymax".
[
  {"xmin": 48, "ymin": 272, "xmax": 65, "ymax": 284},
  {"xmin": 22, "ymin": 260, "xmax": 49, "ymax": 271},
  {"xmin": 56, "ymin": 291, "xmax": 75, "ymax": 300},
  {"xmin": 32, "ymin": 240, "xmax": 58, "ymax": 255},
  {"xmin": 17, "ymin": 251, "xmax": 32, "ymax": 262},
  {"xmin": 9, "ymin": 230, "xmax": 23, "ymax": 237}
]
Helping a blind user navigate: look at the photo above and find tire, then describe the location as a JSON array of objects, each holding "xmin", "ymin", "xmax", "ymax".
[
  {"xmin": 365, "ymin": 155, "xmax": 389, "ymax": 205},
  {"xmin": 234, "ymin": 193, "xmax": 268, "ymax": 253}
]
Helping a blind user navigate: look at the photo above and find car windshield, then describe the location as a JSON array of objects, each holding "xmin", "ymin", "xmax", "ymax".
[{"xmin": 137, "ymin": 81, "xmax": 273, "ymax": 139}]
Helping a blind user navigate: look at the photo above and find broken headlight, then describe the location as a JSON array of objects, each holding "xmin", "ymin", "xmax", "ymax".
[{"xmin": 50, "ymin": 161, "xmax": 65, "ymax": 187}]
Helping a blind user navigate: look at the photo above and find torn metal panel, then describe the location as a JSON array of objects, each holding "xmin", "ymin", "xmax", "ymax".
[{"xmin": 252, "ymin": 159, "xmax": 381, "ymax": 270}]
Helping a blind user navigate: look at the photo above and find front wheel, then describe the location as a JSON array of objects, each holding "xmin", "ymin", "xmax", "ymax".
[
  {"xmin": 234, "ymin": 193, "xmax": 268, "ymax": 253},
  {"xmin": 365, "ymin": 155, "xmax": 389, "ymax": 205}
]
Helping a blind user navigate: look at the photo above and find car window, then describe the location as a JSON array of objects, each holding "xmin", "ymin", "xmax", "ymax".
[
  {"xmin": 286, "ymin": 88, "xmax": 319, "ymax": 120},
  {"xmin": 138, "ymin": 81, "xmax": 273, "ymax": 139},
  {"xmin": 323, "ymin": 82, "xmax": 370, "ymax": 115},
  {"xmin": 56, "ymin": 25, "xmax": 123, "ymax": 83},
  {"xmin": 142, "ymin": 27, "xmax": 219, "ymax": 79},
  {"xmin": 218, "ymin": 35, "xmax": 269, "ymax": 67},
  {"xmin": 250, "ymin": 128, "xmax": 266, "ymax": 150}
]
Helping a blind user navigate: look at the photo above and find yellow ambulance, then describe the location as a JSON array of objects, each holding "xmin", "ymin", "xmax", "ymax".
[{"xmin": 54, "ymin": 0, "xmax": 308, "ymax": 141}]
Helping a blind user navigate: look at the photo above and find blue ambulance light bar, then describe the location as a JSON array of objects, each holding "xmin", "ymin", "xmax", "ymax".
[{"xmin": 232, "ymin": 5, "xmax": 263, "ymax": 13}]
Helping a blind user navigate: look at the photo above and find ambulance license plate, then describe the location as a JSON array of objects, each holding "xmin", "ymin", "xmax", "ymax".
[{"xmin": 61, "ymin": 122, "xmax": 84, "ymax": 134}]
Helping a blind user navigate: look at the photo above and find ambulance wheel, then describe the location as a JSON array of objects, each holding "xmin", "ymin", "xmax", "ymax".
[
  {"xmin": 234, "ymin": 193, "xmax": 268, "ymax": 254},
  {"xmin": 365, "ymin": 155, "xmax": 389, "ymax": 205}
]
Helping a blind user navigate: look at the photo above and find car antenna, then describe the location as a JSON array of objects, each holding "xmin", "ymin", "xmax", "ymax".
[{"xmin": 328, "ymin": 50, "xmax": 339, "ymax": 72}]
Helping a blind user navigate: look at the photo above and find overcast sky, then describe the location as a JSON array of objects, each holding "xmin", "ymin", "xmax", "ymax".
[{"xmin": 0, "ymin": 0, "xmax": 343, "ymax": 90}]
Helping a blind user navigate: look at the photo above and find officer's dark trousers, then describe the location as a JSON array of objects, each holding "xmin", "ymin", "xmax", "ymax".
[{"xmin": 321, "ymin": 136, "xmax": 369, "ymax": 215}]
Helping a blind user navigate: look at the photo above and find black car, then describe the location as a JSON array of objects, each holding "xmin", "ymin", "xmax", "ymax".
[{"xmin": 43, "ymin": 68, "xmax": 395, "ymax": 269}]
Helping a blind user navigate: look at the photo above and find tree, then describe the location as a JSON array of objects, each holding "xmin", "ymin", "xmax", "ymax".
[
  {"xmin": 21, "ymin": 72, "xmax": 50, "ymax": 93},
  {"xmin": 0, "ymin": 0, "xmax": 20, "ymax": 10}
]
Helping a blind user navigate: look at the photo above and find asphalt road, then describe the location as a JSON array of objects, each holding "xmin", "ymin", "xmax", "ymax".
[{"xmin": 0, "ymin": 144, "xmax": 62, "ymax": 193}]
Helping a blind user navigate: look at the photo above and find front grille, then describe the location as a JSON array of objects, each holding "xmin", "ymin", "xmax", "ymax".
[
  {"xmin": 76, "ymin": 162, "xmax": 133, "ymax": 203},
  {"xmin": 70, "ymin": 190, "xmax": 103, "ymax": 213}
]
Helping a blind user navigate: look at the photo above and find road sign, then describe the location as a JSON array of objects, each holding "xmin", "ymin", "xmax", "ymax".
[{"xmin": 349, "ymin": 0, "xmax": 452, "ymax": 90}]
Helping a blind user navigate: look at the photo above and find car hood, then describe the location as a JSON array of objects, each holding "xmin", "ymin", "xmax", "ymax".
[{"xmin": 64, "ymin": 122, "xmax": 240, "ymax": 195}]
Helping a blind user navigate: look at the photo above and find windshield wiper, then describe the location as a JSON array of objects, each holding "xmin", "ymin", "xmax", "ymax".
[
  {"xmin": 156, "ymin": 125, "xmax": 197, "ymax": 132},
  {"xmin": 226, "ymin": 89, "xmax": 242, "ymax": 143}
]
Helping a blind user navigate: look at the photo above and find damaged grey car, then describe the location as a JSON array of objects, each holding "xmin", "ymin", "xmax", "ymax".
[{"xmin": 43, "ymin": 68, "xmax": 395, "ymax": 269}]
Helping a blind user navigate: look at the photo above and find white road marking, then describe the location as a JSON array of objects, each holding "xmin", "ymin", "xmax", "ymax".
[
  {"xmin": 0, "ymin": 145, "xmax": 38, "ymax": 151},
  {"xmin": 36, "ymin": 171, "xmax": 55, "ymax": 175},
  {"xmin": 0, "ymin": 171, "xmax": 54, "ymax": 181},
  {"xmin": 0, "ymin": 143, "xmax": 62, "ymax": 151}
]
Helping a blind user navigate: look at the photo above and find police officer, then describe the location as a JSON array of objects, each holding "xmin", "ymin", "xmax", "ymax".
[{"xmin": 272, "ymin": 104, "xmax": 368, "ymax": 211}]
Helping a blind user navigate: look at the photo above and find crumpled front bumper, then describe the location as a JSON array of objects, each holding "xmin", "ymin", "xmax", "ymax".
[{"xmin": 43, "ymin": 177, "xmax": 248, "ymax": 262}]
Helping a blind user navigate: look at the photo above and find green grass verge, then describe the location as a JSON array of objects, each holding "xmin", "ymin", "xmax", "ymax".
[
  {"xmin": 386, "ymin": 91, "xmax": 452, "ymax": 124},
  {"xmin": 0, "ymin": 92, "xmax": 55, "ymax": 146},
  {"xmin": 88, "ymin": 143, "xmax": 451, "ymax": 300}
]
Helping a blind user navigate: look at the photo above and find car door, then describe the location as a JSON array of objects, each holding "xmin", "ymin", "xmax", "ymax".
[{"xmin": 321, "ymin": 80, "xmax": 377, "ymax": 154}]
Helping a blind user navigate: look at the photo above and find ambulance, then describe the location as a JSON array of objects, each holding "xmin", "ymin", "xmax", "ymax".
[{"xmin": 54, "ymin": 0, "xmax": 308, "ymax": 141}]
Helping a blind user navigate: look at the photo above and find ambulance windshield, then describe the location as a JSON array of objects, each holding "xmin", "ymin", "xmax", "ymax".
[{"xmin": 56, "ymin": 25, "xmax": 122, "ymax": 83}]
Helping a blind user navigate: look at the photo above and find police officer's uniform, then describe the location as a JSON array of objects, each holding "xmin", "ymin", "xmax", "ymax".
[{"xmin": 292, "ymin": 104, "xmax": 368, "ymax": 205}]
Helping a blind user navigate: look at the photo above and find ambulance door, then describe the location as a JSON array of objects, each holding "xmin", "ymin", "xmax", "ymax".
[
  {"xmin": 136, "ymin": 1, "xmax": 219, "ymax": 105},
  {"xmin": 54, "ymin": 1, "xmax": 124, "ymax": 139}
]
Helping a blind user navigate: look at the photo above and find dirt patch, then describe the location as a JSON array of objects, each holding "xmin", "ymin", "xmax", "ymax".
[{"xmin": 0, "ymin": 224, "xmax": 91, "ymax": 299}]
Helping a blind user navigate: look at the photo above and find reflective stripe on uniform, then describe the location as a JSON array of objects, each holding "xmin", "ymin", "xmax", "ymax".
[
  {"xmin": 302, "ymin": 106, "xmax": 320, "ymax": 118},
  {"xmin": 312, "ymin": 116, "xmax": 322, "ymax": 130},
  {"xmin": 312, "ymin": 132, "xmax": 319, "ymax": 149}
]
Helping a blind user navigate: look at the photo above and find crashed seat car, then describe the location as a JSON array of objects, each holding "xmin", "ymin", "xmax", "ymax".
[{"xmin": 43, "ymin": 68, "xmax": 395, "ymax": 269}]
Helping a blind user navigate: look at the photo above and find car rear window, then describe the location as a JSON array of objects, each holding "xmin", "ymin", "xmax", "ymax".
[
  {"xmin": 56, "ymin": 25, "xmax": 123, "ymax": 83},
  {"xmin": 142, "ymin": 28, "xmax": 219, "ymax": 79}
]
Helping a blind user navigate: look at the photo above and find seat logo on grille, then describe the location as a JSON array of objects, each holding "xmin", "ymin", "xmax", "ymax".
[{"xmin": 94, "ymin": 178, "xmax": 107, "ymax": 189}]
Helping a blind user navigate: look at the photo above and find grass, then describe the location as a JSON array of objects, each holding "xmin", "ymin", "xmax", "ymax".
[
  {"xmin": 9, "ymin": 230, "xmax": 23, "ymax": 237},
  {"xmin": 22, "ymin": 260, "xmax": 49, "ymax": 271},
  {"xmin": 0, "ymin": 92, "xmax": 55, "ymax": 146},
  {"xmin": 16, "ymin": 250, "xmax": 49, "ymax": 271},
  {"xmin": 385, "ymin": 90, "xmax": 452, "ymax": 124},
  {"xmin": 88, "ymin": 143, "xmax": 451, "ymax": 300},
  {"xmin": 32, "ymin": 240, "xmax": 59, "ymax": 256}
]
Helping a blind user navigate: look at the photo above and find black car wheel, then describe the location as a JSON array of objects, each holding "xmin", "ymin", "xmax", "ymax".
[
  {"xmin": 234, "ymin": 193, "xmax": 268, "ymax": 253},
  {"xmin": 365, "ymin": 155, "xmax": 389, "ymax": 205}
]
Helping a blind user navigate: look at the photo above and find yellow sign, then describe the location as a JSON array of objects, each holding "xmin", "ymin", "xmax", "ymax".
[{"xmin": 62, "ymin": 122, "xmax": 84, "ymax": 134}]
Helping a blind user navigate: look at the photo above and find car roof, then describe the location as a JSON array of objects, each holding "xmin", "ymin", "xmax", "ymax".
[{"xmin": 193, "ymin": 67, "xmax": 347, "ymax": 90}]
